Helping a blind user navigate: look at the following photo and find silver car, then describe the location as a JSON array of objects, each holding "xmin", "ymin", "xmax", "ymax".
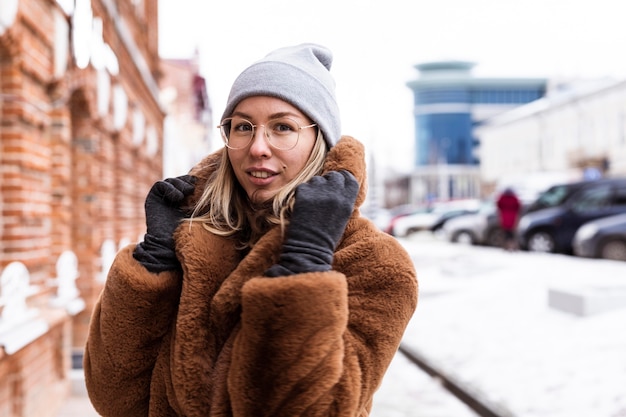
[
  {"xmin": 442, "ymin": 201, "xmax": 505, "ymax": 247},
  {"xmin": 573, "ymin": 213, "xmax": 626, "ymax": 261}
]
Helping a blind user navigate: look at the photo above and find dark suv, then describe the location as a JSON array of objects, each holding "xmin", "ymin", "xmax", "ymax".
[
  {"xmin": 524, "ymin": 181, "xmax": 589, "ymax": 213},
  {"xmin": 517, "ymin": 178, "xmax": 626, "ymax": 253}
]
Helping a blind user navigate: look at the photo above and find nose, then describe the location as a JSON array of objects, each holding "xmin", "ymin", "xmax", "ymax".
[{"xmin": 248, "ymin": 124, "xmax": 272, "ymax": 157}]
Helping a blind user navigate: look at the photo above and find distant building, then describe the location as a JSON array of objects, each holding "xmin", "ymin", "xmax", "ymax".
[
  {"xmin": 407, "ymin": 61, "xmax": 546, "ymax": 166},
  {"xmin": 476, "ymin": 77, "xmax": 626, "ymax": 191},
  {"xmin": 397, "ymin": 61, "xmax": 547, "ymax": 205},
  {"xmin": 160, "ymin": 53, "xmax": 213, "ymax": 177}
]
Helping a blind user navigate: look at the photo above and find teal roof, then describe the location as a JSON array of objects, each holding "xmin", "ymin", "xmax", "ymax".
[
  {"xmin": 414, "ymin": 60, "xmax": 476, "ymax": 73},
  {"xmin": 407, "ymin": 60, "xmax": 546, "ymax": 89}
]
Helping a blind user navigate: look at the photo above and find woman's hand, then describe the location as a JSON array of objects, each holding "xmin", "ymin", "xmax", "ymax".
[
  {"xmin": 265, "ymin": 170, "xmax": 358, "ymax": 277},
  {"xmin": 133, "ymin": 175, "xmax": 196, "ymax": 273}
]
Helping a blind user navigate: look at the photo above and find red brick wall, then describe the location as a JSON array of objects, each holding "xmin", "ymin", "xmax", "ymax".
[
  {"xmin": 50, "ymin": 106, "xmax": 73, "ymax": 266},
  {"xmin": 0, "ymin": 0, "xmax": 164, "ymax": 415},
  {"xmin": 0, "ymin": 312, "xmax": 71, "ymax": 417}
]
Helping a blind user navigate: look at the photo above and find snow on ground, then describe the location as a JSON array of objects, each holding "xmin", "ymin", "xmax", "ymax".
[
  {"xmin": 398, "ymin": 234, "xmax": 626, "ymax": 417},
  {"xmin": 371, "ymin": 350, "xmax": 478, "ymax": 417}
]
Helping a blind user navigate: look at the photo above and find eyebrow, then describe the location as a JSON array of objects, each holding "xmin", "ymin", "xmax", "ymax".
[{"xmin": 231, "ymin": 111, "xmax": 305, "ymax": 121}]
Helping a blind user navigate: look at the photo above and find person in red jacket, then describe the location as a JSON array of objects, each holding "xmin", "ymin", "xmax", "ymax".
[{"xmin": 496, "ymin": 188, "xmax": 522, "ymax": 250}]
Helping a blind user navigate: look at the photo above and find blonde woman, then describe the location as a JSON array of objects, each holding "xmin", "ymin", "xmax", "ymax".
[{"xmin": 85, "ymin": 43, "xmax": 418, "ymax": 417}]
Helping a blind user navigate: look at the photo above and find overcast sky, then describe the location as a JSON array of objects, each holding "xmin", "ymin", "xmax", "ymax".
[{"xmin": 158, "ymin": 0, "xmax": 626, "ymax": 173}]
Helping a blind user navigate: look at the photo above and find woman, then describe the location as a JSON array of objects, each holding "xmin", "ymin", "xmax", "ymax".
[{"xmin": 84, "ymin": 43, "xmax": 418, "ymax": 417}]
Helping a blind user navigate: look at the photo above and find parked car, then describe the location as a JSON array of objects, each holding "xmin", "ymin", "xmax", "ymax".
[
  {"xmin": 442, "ymin": 182, "xmax": 586, "ymax": 248},
  {"xmin": 524, "ymin": 180, "xmax": 589, "ymax": 213},
  {"xmin": 363, "ymin": 207, "xmax": 393, "ymax": 231},
  {"xmin": 517, "ymin": 178, "xmax": 626, "ymax": 253},
  {"xmin": 572, "ymin": 213, "xmax": 626, "ymax": 261},
  {"xmin": 442, "ymin": 201, "xmax": 505, "ymax": 247},
  {"xmin": 383, "ymin": 204, "xmax": 430, "ymax": 235},
  {"xmin": 391, "ymin": 199, "xmax": 481, "ymax": 237}
]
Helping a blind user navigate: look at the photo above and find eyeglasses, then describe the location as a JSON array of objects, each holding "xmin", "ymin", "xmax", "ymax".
[{"xmin": 218, "ymin": 117, "xmax": 317, "ymax": 150}]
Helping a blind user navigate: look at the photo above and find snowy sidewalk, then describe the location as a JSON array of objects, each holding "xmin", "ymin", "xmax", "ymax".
[{"xmin": 398, "ymin": 235, "xmax": 626, "ymax": 417}]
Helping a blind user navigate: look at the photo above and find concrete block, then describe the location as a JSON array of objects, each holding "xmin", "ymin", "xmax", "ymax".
[{"xmin": 548, "ymin": 285, "xmax": 626, "ymax": 316}]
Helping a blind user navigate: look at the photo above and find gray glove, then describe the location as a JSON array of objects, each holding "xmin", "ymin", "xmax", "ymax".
[
  {"xmin": 265, "ymin": 170, "xmax": 358, "ymax": 277},
  {"xmin": 133, "ymin": 175, "xmax": 196, "ymax": 273}
]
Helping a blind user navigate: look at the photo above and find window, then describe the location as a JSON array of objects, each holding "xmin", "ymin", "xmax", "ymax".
[
  {"xmin": 416, "ymin": 88, "xmax": 469, "ymax": 104},
  {"xmin": 571, "ymin": 185, "xmax": 612, "ymax": 212},
  {"xmin": 612, "ymin": 184, "xmax": 626, "ymax": 206}
]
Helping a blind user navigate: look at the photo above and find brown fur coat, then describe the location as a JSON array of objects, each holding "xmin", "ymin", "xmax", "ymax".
[{"xmin": 84, "ymin": 136, "xmax": 418, "ymax": 417}]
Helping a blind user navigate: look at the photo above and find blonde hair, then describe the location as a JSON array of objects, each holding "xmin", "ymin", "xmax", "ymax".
[{"xmin": 188, "ymin": 131, "xmax": 328, "ymax": 248}]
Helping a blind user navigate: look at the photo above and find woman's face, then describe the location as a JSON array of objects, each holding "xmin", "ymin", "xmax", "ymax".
[{"xmin": 227, "ymin": 96, "xmax": 317, "ymax": 203}]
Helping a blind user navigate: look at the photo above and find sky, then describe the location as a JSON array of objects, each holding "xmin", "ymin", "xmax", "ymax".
[{"xmin": 158, "ymin": 0, "xmax": 626, "ymax": 174}]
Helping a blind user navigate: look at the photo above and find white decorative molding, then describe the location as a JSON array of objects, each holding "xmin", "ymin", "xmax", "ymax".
[
  {"xmin": 72, "ymin": 10, "xmax": 120, "ymax": 79},
  {"xmin": 71, "ymin": 0, "xmax": 93, "ymax": 69},
  {"xmin": 53, "ymin": 9, "xmax": 69, "ymax": 78},
  {"xmin": 99, "ymin": 239, "xmax": 117, "ymax": 282},
  {"xmin": 113, "ymin": 84, "xmax": 128, "ymax": 131},
  {"xmin": 104, "ymin": 43, "xmax": 119, "ymax": 76},
  {"xmin": 90, "ymin": 17, "xmax": 105, "ymax": 70},
  {"xmin": 1, "ymin": 262, "xmax": 35, "ymax": 323},
  {"xmin": 97, "ymin": 68, "xmax": 111, "ymax": 117},
  {"xmin": 0, "ymin": 320, "xmax": 49, "ymax": 355},
  {"xmin": 0, "ymin": 262, "xmax": 49, "ymax": 355},
  {"xmin": 56, "ymin": 0, "xmax": 74, "ymax": 15},
  {"xmin": 49, "ymin": 251, "xmax": 86, "ymax": 316},
  {"xmin": 100, "ymin": 0, "xmax": 162, "ymax": 108},
  {"xmin": 0, "ymin": 0, "xmax": 19, "ymax": 36}
]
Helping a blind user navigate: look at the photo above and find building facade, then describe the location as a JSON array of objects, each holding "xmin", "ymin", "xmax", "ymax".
[
  {"xmin": 402, "ymin": 61, "xmax": 547, "ymax": 204},
  {"xmin": 477, "ymin": 78, "xmax": 626, "ymax": 187},
  {"xmin": 161, "ymin": 54, "xmax": 213, "ymax": 178},
  {"xmin": 0, "ymin": 0, "xmax": 166, "ymax": 415}
]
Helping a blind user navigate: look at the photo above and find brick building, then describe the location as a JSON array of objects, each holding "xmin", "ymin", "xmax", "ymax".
[
  {"xmin": 0, "ymin": 0, "xmax": 168, "ymax": 415},
  {"xmin": 161, "ymin": 53, "xmax": 213, "ymax": 178}
]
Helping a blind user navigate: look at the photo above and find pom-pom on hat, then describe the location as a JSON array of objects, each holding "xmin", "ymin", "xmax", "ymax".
[{"xmin": 221, "ymin": 43, "xmax": 341, "ymax": 148}]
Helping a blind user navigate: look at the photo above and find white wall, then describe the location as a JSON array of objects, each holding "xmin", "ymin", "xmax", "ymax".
[{"xmin": 477, "ymin": 78, "xmax": 626, "ymax": 186}]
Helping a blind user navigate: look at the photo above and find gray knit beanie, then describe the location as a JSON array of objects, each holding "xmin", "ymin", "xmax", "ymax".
[{"xmin": 221, "ymin": 43, "xmax": 341, "ymax": 148}]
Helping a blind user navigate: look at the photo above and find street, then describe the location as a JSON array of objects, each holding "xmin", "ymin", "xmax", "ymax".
[{"xmin": 370, "ymin": 232, "xmax": 626, "ymax": 417}]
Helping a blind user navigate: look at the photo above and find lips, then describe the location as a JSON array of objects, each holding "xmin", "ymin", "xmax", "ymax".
[
  {"xmin": 250, "ymin": 171, "xmax": 272, "ymax": 179},
  {"xmin": 245, "ymin": 168, "xmax": 278, "ymax": 185}
]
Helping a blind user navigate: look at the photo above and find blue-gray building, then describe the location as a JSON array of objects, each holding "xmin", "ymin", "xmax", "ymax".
[
  {"xmin": 407, "ymin": 61, "xmax": 547, "ymax": 166},
  {"xmin": 398, "ymin": 61, "xmax": 547, "ymax": 204}
]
